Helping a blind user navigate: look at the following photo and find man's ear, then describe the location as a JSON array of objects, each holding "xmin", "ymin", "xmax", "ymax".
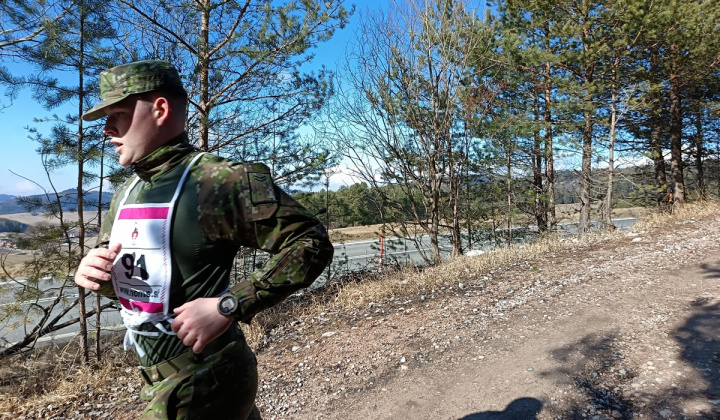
[{"xmin": 153, "ymin": 96, "xmax": 171, "ymax": 126}]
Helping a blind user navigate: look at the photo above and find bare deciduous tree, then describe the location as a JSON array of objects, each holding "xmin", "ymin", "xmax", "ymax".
[{"xmin": 325, "ymin": 0, "xmax": 494, "ymax": 264}]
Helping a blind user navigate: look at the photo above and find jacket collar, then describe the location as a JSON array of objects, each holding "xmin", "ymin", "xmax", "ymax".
[{"xmin": 131, "ymin": 132, "xmax": 196, "ymax": 181}]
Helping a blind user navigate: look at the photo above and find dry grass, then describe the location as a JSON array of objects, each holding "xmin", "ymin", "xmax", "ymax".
[
  {"xmin": 0, "ymin": 335, "xmax": 137, "ymax": 415},
  {"xmin": 0, "ymin": 252, "xmax": 34, "ymax": 278},
  {"xmin": 610, "ymin": 205, "xmax": 653, "ymax": 220},
  {"xmin": 328, "ymin": 205, "xmax": 653, "ymax": 242},
  {"xmin": 328, "ymin": 224, "xmax": 384, "ymax": 242},
  {"xmin": 241, "ymin": 234, "xmax": 589, "ymax": 346},
  {"xmin": 633, "ymin": 199, "xmax": 719, "ymax": 231},
  {"xmin": 554, "ymin": 203, "xmax": 652, "ymax": 222},
  {"xmin": 329, "ymin": 233, "xmax": 611, "ymax": 311},
  {"xmin": 245, "ymin": 200, "xmax": 719, "ymax": 346}
]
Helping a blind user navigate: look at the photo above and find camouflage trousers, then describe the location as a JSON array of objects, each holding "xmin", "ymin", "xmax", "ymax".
[{"xmin": 139, "ymin": 340, "xmax": 261, "ymax": 420}]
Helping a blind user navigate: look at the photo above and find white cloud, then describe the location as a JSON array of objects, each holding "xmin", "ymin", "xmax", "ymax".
[
  {"xmin": 4, "ymin": 180, "xmax": 44, "ymax": 197},
  {"xmin": 325, "ymin": 166, "xmax": 362, "ymax": 190},
  {"xmin": 595, "ymin": 154, "xmax": 653, "ymax": 170}
]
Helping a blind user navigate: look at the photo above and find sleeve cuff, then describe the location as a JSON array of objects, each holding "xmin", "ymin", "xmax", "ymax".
[{"xmin": 229, "ymin": 280, "xmax": 263, "ymax": 323}]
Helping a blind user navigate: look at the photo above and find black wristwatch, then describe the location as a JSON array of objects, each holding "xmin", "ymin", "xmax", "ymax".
[{"xmin": 217, "ymin": 293, "xmax": 238, "ymax": 317}]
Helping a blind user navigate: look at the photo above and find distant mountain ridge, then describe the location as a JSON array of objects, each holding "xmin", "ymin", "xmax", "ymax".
[{"xmin": 0, "ymin": 189, "xmax": 114, "ymax": 215}]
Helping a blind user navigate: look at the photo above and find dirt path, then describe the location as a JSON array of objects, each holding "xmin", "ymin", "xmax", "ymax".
[{"xmin": 255, "ymin": 215, "xmax": 720, "ymax": 420}]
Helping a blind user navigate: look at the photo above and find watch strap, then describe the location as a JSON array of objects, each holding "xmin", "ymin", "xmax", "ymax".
[{"xmin": 224, "ymin": 280, "xmax": 261, "ymax": 322}]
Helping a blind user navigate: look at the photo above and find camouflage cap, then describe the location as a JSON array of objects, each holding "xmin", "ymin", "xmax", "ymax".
[{"xmin": 82, "ymin": 60, "xmax": 186, "ymax": 121}]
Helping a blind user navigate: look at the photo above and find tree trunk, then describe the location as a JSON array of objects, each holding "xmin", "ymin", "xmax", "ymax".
[
  {"xmin": 578, "ymin": 14, "xmax": 595, "ymax": 234},
  {"xmin": 693, "ymin": 108, "xmax": 706, "ymax": 199},
  {"xmin": 77, "ymin": 2, "xmax": 89, "ymax": 364},
  {"xmin": 532, "ymin": 83, "xmax": 547, "ymax": 233},
  {"xmin": 464, "ymin": 122, "xmax": 473, "ymax": 250},
  {"xmin": 506, "ymin": 145, "xmax": 513, "ymax": 247},
  {"xmin": 578, "ymin": 106, "xmax": 594, "ymax": 233},
  {"xmin": 544, "ymin": 59, "xmax": 557, "ymax": 232},
  {"xmin": 649, "ymin": 105, "xmax": 668, "ymax": 205},
  {"xmin": 649, "ymin": 48, "xmax": 668, "ymax": 206},
  {"xmin": 669, "ymin": 67, "xmax": 685, "ymax": 205},
  {"xmin": 491, "ymin": 208, "xmax": 499, "ymax": 248},
  {"xmin": 604, "ymin": 65, "xmax": 618, "ymax": 230},
  {"xmin": 450, "ymin": 172, "xmax": 462, "ymax": 257},
  {"xmin": 96, "ymin": 138, "xmax": 107, "ymax": 361},
  {"xmin": 448, "ymin": 128, "xmax": 462, "ymax": 257},
  {"xmin": 430, "ymin": 193, "xmax": 441, "ymax": 265},
  {"xmin": 429, "ymin": 153, "xmax": 442, "ymax": 265},
  {"xmin": 198, "ymin": 0, "xmax": 210, "ymax": 151}
]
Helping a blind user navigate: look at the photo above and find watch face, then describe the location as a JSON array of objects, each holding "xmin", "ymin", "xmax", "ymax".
[{"xmin": 219, "ymin": 295, "xmax": 236, "ymax": 315}]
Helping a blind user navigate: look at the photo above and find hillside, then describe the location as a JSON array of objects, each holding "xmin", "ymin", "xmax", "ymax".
[
  {"xmin": 1, "ymin": 203, "xmax": 718, "ymax": 419},
  {"xmin": 0, "ymin": 190, "xmax": 112, "ymax": 233},
  {"xmin": 0, "ymin": 218, "xmax": 28, "ymax": 233},
  {"xmin": 0, "ymin": 190, "xmax": 113, "ymax": 216},
  {"xmin": 252, "ymin": 208, "xmax": 720, "ymax": 419}
]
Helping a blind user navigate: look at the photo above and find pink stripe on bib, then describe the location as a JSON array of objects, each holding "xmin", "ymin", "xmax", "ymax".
[
  {"xmin": 118, "ymin": 297, "xmax": 164, "ymax": 313},
  {"xmin": 118, "ymin": 207, "xmax": 169, "ymax": 220}
]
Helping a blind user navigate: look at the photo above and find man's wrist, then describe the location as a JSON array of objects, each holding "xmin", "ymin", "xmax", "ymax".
[
  {"xmin": 217, "ymin": 293, "xmax": 238, "ymax": 318},
  {"xmin": 217, "ymin": 281, "xmax": 259, "ymax": 321}
]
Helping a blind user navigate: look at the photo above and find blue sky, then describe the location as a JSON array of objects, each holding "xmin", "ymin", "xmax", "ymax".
[
  {"xmin": 0, "ymin": 1, "xmax": 496, "ymax": 197},
  {"xmin": 0, "ymin": 74, "xmax": 81, "ymax": 197},
  {"xmin": 0, "ymin": 0, "xmax": 376, "ymax": 197}
]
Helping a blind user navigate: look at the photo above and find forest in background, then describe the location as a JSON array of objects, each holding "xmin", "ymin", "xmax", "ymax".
[{"xmin": 0, "ymin": 0, "xmax": 718, "ymax": 361}]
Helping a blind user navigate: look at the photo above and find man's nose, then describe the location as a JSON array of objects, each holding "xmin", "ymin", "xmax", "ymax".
[{"xmin": 103, "ymin": 120, "xmax": 117, "ymax": 137}]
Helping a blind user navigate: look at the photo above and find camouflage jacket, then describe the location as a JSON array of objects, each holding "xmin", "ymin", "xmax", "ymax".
[{"xmin": 97, "ymin": 132, "xmax": 333, "ymax": 366}]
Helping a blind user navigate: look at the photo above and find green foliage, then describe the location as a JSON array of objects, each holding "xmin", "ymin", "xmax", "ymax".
[
  {"xmin": 114, "ymin": 0, "xmax": 353, "ymax": 188},
  {"xmin": 295, "ymin": 182, "xmax": 383, "ymax": 228}
]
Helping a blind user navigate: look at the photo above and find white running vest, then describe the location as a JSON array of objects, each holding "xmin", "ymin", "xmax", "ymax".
[{"xmin": 109, "ymin": 153, "xmax": 205, "ymax": 357}]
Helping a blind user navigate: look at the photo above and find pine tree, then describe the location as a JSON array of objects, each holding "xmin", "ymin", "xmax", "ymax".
[
  {"xmin": 0, "ymin": 0, "xmax": 121, "ymax": 361},
  {"xmin": 628, "ymin": 0, "xmax": 720, "ymax": 205},
  {"xmin": 112, "ymin": 0, "xmax": 352, "ymax": 186}
]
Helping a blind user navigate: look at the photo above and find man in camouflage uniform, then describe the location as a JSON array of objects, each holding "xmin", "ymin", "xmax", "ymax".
[{"xmin": 74, "ymin": 60, "xmax": 333, "ymax": 419}]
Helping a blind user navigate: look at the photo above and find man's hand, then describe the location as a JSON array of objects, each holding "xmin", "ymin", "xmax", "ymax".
[
  {"xmin": 172, "ymin": 298, "xmax": 233, "ymax": 354},
  {"xmin": 74, "ymin": 243, "xmax": 122, "ymax": 290}
]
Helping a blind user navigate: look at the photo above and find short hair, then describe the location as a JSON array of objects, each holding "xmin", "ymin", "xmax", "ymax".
[{"xmin": 138, "ymin": 89, "xmax": 188, "ymax": 118}]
